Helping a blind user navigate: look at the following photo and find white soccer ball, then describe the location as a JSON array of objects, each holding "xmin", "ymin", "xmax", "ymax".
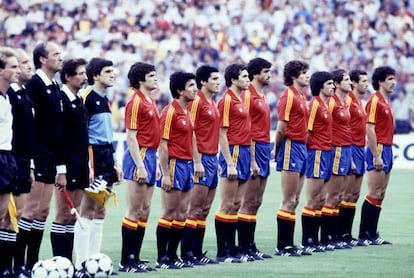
[
  {"xmin": 51, "ymin": 256, "xmax": 75, "ymax": 278},
  {"xmin": 31, "ymin": 259, "xmax": 61, "ymax": 278},
  {"xmin": 84, "ymin": 253, "xmax": 113, "ymax": 278}
]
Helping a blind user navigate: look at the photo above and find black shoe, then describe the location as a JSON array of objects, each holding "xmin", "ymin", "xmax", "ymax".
[
  {"xmin": 0, "ymin": 268, "xmax": 13, "ymax": 278},
  {"xmin": 155, "ymin": 256, "xmax": 181, "ymax": 270},
  {"xmin": 370, "ymin": 235, "xmax": 392, "ymax": 245},
  {"xmin": 119, "ymin": 255, "xmax": 148, "ymax": 273},
  {"xmin": 274, "ymin": 246, "xmax": 302, "ymax": 257},
  {"xmin": 249, "ymin": 243, "xmax": 272, "ymax": 259},
  {"xmin": 14, "ymin": 266, "xmax": 30, "ymax": 278},
  {"xmin": 196, "ymin": 251, "xmax": 218, "ymax": 264},
  {"xmin": 73, "ymin": 268, "xmax": 89, "ymax": 278},
  {"xmin": 136, "ymin": 261, "xmax": 157, "ymax": 271},
  {"xmin": 216, "ymin": 255, "xmax": 242, "ymax": 263}
]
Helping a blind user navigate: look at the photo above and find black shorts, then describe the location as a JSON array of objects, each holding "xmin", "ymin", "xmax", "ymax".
[
  {"xmin": 0, "ymin": 151, "xmax": 17, "ymax": 194},
  {"xmin": 12, "ymin": 154, "xmax": 32, "ymax": 195},
  {"xmin": 66, "ymin": 155, "xmax": 89, "ymax": 191},
  {"xmin": 91, "ymin": 144, "xmax": 118, "ymax": 186},
  {"xmin": 33, "ymin": 153, "xmax": 57, "ymax": 184}
]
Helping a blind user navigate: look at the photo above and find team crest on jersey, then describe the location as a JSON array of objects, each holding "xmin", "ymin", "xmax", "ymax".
[
  {"xmin": 182, "ymin": 120, "xmax": 186, "ymax": 125},
  {"xmin": 96, "ymin": 100, "xmax": 100, "ymax": 106},
  {"xmin": 149, "ymin": 110, "xmax": 153, "ymax": 116},
  {"xmin": 258, "ymin": 101, "xmax": 262, "ymax": 106},
  {"xmin": 208, "ymin": 110, "xmax": 212, "ymax": 115},
  {"xmin": 72, "ymin": 103, "xmax": 76, "ymax": 108},
  {"xmin": 340, "ymin": 112, "xmax": 344, "ymax": 117},
  {"xmin": 239, "ymin": 107, "xmax": 243, "ymax": 112},
  {"xmin": 46, "ymin": 89, "xmax": 51, "ymax": 94},
  {"xmin": 324, "ymin": 113, "xmax": 328, "ymax": 118},
  {"xmin": 17, "ymin": 95, "xmax": 21, "ymax": 100}
]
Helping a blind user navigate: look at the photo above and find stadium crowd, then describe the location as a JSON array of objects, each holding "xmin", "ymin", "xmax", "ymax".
[{"xmin": 1, "ymin": 0, "xmax": 414, "ymax": 132}]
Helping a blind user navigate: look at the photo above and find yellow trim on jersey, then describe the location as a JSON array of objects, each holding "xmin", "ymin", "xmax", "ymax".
[
  {"xmin": 130, "ymin": 94, "xmax": 141, "ymax": 130},
  {"xmin": 81, "ymin": 86, "xmax": 93, "ymax": 103},
  {"xmin": 190, "ymin": 95, "xmax": 200, "ymax": 125},
  {"xmin": 284, "ymin": 88, "xmax": 294, "ymax": 121},
  {"xmin": 368, "ymin": 95, "xmax": 379, "ymax": 123},
  {"xmin": 243, "ymin": 89, "xmax": 251, "ymax": 112},
  {"xmin": 223, "ymin": 94, "xmax": 231, "ymax": 127},
  {"xmin": 332, "ymin": 146, "xmax": 342, "ymax": 174},
  {"xmin": 345, "ymin": 95, "xmax": 352, "ymax": 111},
  {"xmin": 314, "ymin": 150, "xmax": 321, "ymax": 177},
  {"xmin": 328, "ymin": 97, "xmax": 335, "ymax": 113},
  {"xmin": 308, "ymin": 100, "xmax": 319, "ymax": 131},
  {"xmin": 163, "ymin": 105, "xmax": 175, "ymax": 139}
]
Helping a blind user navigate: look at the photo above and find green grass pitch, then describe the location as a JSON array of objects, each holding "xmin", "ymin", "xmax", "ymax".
[{"xmin": 39, "ymin": 169, "xmax": 414, "ymax": 277}]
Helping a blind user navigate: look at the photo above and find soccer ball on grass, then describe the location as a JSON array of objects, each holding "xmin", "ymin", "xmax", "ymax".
[{"xmin": 84, "ymin": 253, "xmax": 113, "ymax": 278}]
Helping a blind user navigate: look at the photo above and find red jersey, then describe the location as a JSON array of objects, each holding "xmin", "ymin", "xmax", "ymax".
[
  {"xmin": 218, "ymin": 89, "xmax": 251, "ymax": 146},
  {"xmin": 189, "ymin": 91, "xmax": 220, "ymax": 154},
  {"xmin": 328, "ymin": 94, "xmax": 352, "ymax": 146},
  {"xmin": 124, "ymin": 89, "xmax": 160, "ymax": 149},
  {"xmin": 366, "ymin": 91, "xmax": 394, "ymax": 145},
  {"xmin": 242, "ymin": 83, "xmax": 270, "ymax": 143},
  {"xmin": 307, "ymin": 96, "xmax": 332, "ymax": 151},
  {"xmin": 160, "ymin": 100, "xmax": 193, "ymax": 160},
  {"xmin": 277, "ymin": 86, "xmax": 308, "ymax": 142},
  {"xmin": 347, "ymin": 92, "xmax": 366, "ymax": 147}
]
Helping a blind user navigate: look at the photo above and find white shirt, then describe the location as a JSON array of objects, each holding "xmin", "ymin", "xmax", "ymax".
[{"xmin": 0, "ymin": 93, "xmax": 13, "ymax": 151}]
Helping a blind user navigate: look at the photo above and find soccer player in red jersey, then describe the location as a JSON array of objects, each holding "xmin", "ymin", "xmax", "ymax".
[
  {"xmin": 358, "ymin": 66, "xmax": 396, "ymax": 245},
  {"xmin": 156, "ymin": 71, "xmax": 201, "ymax": 269},
  {"xmin": 301, "ymin": 71, "xmax": 334, "ymax": 253},
  {"xmin": 273, "ymin": 60, "xmax": 309, "ymax": 256},
  {"xmin": 181, "ymin": 65, "xmax": 220, "ymax": 265},
  {"xmin": 119, "ymin": 62, "xmax": 159, "ymax": 272},
  {"xmin": 338, "ymin": 69, "xmax": 370, "ymax": 247},
  {"xmin": 321, "ymin": 69, "xmax": 353, "ymax": 250},
  {"xmin": 215, "ymin": 63, "xmax": 251, "ymax": 263},
  {"xmin": 238, "ymin": 58, "xmax": 272, "ymax": 259}
]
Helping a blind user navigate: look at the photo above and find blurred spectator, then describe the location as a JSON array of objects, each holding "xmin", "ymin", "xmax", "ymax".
[
  {"xmin": 392, "ymin": 89, "xmax": 412, "ymax": 134},
  {"xmin": 1, "ymin": 0, "xmax": 413, "ymax": 131}
]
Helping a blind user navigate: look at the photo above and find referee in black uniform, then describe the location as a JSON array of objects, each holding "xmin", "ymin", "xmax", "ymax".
[
  {"xmin": 7, "ymin": 48, "xmax": 34, "ymax": 278},
  {"xmin": 50, "ymin": 58, "xmax": 89, "ymax": 262},
  {"xmin": 16, "ymin": 42, "xmax": 65, "ymax": 270}
]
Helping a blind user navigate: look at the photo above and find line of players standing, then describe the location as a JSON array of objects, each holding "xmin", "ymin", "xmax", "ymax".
[{"xmin": 0, "ymin": 42, "xmax": 396, "ymax": 276}]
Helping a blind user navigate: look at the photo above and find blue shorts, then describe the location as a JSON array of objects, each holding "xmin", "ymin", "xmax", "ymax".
[
  {"xmin": 365, "ymin": 144, "xmax": 393, "ymax": 174},
  {"xmin": 254, "ymin": 142, "xmax": 271, "ymax": 178},
  {"xmin": 158, "ymin": 158, "xmax": 194, "ymax": 192},
  {"xmin": 306, "ymin": 149, "xmax": 333, "ymax": 180},
  {"xmin": 123, "ymin": 148, "xmax": 157, "ymax": 186},
  {"xmin": 194, "ymin": 153, "xmax": 218, "ymax": 188},
  {"xmin": 276, "ymin": 138, "xmax": 307, "ymax": 174},
  {"xmin": 352, "ymin": 145, "xmax": 365, "ymax": 176},
  {"xmin": 219, "ymin": 145, "xmax": 250, "ymax": 181},
  {"xmin": 331, "ymin": 145, "xmax": 352, "ymax": 176}
]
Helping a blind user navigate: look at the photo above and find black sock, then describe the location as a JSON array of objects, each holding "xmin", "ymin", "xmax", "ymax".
[
  {"xmin": 121, "ymin": 223, "xmax": 138, "ymax": 265},
  {"xmin": 181, "ymin": 218, "xmax": 196, "ymax": 258},
  {"xmin": 65, "ymin": 224, "xmax": 75, "ymax": 261},
  {"xmin": 135, "ymin": 220, "xmax": 146, "ymax": 261},
  {"xmin": 167, "ymin": 220, "xmax": 184, "ymax": 260},
  {"xmin": 156, "ymin": 218, "xmax": 171, "ymax": 260},
  {"xmin": 27, "ymin": 219, "xmax": 45, "ymax": 269},
  {"xmin": 51, "ymin": 222, "xmax": 66, "ymax": 257},
  {"xmin": 14, "ymin": 218, "xmax": 32, "ymax": 269}
]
